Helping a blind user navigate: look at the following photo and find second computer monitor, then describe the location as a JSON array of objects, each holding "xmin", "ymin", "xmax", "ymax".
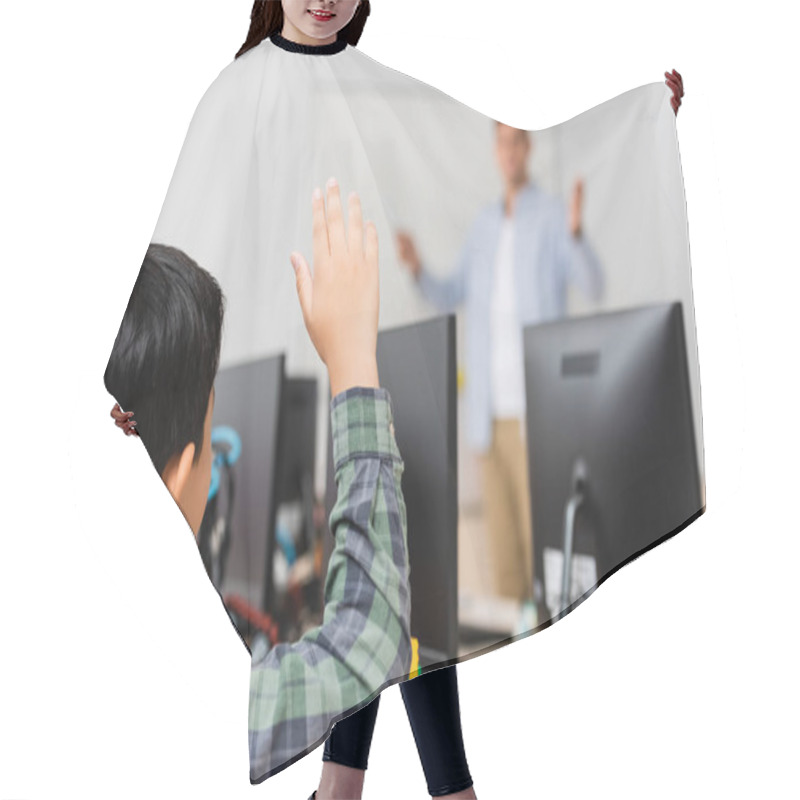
[
  {"xmin": 210, "ymin": 353, "xmax": 285, "ymax": 617},
  {"xmin": 523, "ymin": 302, "xmax": 703, "ymax": 622},
  {"xmin": 324, "ymin": 313, "xmax": 459, "ymax": 667}
]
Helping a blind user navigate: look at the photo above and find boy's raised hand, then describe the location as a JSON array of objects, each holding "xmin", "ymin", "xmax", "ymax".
[{"xmin": 290, "ymin": 177, "xmax": 380, "ymax": 398}]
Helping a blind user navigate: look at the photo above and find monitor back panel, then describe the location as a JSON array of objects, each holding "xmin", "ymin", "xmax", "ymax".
[
  {"xmin": 324, "ymin": 314, "xmax": 459, "ymax": 666},
  {"xmin": 212, "ymin": 354, "xmax": 284, "ymax": 613}
]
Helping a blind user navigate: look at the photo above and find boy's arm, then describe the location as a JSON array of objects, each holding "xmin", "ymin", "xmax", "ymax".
[{"xmin": 248, "ymin": 386, "xmax": 411, "ymax": 784}]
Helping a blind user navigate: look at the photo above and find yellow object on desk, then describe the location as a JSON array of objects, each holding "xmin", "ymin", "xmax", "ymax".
[
  {"xmin": 409, "ymin": 636, "xmax": 421, "ymax": 679},
  {"xmin": 457, "ymin": 365, "xmax": 466, "ymax": 392}
]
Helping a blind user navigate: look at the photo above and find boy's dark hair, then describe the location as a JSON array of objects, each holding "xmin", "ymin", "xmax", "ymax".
[{"xmin": 104, "ymin": 243, "xmax": 225, "ymax": 477}]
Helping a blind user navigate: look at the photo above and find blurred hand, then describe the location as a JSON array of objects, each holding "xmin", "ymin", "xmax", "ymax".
[
  {"xmin": 395, "ymin": 230, "xmax": 422, "ymax": 278},
  {"xmin": 290, "ymin": 178, "xmax": 380, "ymax": 398},
  {"xmin": 665, "ymin": 68, "xmax": 684, "ymax": 116},
  {"xmin": 110, "ymin": 402, "xmax": 138, "ymax": 436},
  {"xmin": 569, "ymin": 178, "xmax": 584, "ymax": 238}
]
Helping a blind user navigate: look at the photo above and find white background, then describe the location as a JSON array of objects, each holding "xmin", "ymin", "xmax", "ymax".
[{"xmin": 1, "ymin": 1, "xmax": 796, "ymax": 798}]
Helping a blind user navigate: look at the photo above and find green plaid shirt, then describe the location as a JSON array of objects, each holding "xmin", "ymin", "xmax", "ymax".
[{"xmin": 249, "ymin": 386, "xmax": 412, "ymax": 783}]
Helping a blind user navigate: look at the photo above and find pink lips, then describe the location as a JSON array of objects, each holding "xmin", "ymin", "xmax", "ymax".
[{"xmin": 308, "ymin": 9, "xmax": 335, "ymax": 21}]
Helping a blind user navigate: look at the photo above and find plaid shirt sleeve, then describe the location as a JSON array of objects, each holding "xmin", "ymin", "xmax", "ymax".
[{"xmin": 248, "ymin": 385, "xmax": 412, "ymax": 784}]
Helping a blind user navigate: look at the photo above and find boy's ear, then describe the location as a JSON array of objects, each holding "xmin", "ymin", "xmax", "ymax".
[{"xmin": 162, "ymin": 441, "xmax": 197, "ymax": 506}]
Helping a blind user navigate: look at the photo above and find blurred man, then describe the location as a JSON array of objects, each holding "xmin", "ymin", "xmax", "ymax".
[{"xmin": 396, "ymin": 123, "xmax": 604, "ymax": 609}]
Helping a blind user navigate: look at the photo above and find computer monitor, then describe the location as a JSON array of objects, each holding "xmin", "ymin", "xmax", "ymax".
[
  {"xmin": 523, "ymin": 302, "xmax": 704, "ymax": 623},
  {"xmin": 208, "ymin": 353, "xmax": 285, "ymax": 621},
  {"xmin": 275, "ymin": 377, "xmax": 318, "ymax": 558},
  {"xmin": 324, "ymin": 314, "xmax": 459, "ymax": 667}
]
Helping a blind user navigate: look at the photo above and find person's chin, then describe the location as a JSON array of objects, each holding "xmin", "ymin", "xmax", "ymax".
[
  {"xmin": 300, "ymin": 17, "xmax": 341, "ymax": 40},
  {"xmin": 303, "ymin": 27, "xmax": 339, "ymax": 41}
]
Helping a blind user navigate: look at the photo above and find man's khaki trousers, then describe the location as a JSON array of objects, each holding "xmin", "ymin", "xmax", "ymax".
[{"xmin": 478, "ymin": 417, "xmax": 535, "ymax": 603}]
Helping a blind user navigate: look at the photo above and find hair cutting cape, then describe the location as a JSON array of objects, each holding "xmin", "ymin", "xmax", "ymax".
[{"xmin": 115, "ymin": 32, "xmax": 705, "ymax": 783}]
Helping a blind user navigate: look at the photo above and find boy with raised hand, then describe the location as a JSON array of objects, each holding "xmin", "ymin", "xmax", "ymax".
[
  {"xmin": 249, "ymin": 178, "xmax": 412, "ymax": 782},
  {"xmin": 105, "ymin": 177, "xmax": 411, "ymax": 784}
]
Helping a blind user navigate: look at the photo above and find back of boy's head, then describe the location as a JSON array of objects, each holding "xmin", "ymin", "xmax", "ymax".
[{"xmin": 104, "ymin": 243, "xmax": 226, "ymax": 476}]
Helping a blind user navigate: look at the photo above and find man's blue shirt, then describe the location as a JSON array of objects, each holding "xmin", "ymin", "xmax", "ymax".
[{"xmin": 416, "ymin": 181, "xmax": 604, "ymax": 452}]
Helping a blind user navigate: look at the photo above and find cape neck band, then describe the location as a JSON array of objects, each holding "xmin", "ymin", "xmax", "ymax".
[{"xmin": 269, "ymin": 31, "xmax": 348, "ymax": 56}]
